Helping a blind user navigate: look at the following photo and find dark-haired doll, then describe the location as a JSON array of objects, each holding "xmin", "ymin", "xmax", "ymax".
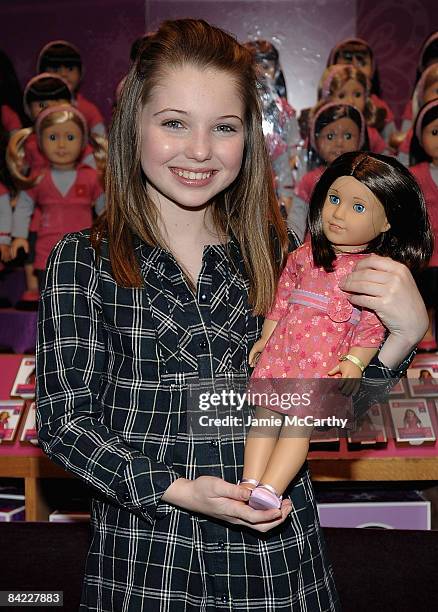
[
  {"xmin": 288, "ymin": 101, "xmax": 368, "ymax": 241},
  {"xmin": 0, "ymin": 49, "xmax": 27, "ymax": 134},
  {"xmin": 243, "ymin": 152, "xmax": 433, "ymax": 510},
  {"xmin": 409, "ymin": 99, "xmax": 438, "ymax": 350},
  {"xmin": 37, "ymin": 40, "xmax": 106, "ymax": 137}
]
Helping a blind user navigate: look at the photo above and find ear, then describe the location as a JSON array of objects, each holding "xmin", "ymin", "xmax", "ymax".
[{"xmin": 381, "ymin": 218, "xmax": 391, "ymax": 233}]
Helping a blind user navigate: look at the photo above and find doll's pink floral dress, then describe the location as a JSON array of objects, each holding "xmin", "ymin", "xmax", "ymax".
[{"xmin": 252, "ymin": 242, "xmax": 385, "ymax": 379}]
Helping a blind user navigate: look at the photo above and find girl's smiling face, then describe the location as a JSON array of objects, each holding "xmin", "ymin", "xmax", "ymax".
[
  {"xmin": 322, "ymin": 175, "xmax": 390, "ymax": 252},
  {"xmin": 316, "ymin": 117, "xmax": 360, "ymax": 164},
  {"xmin": 140, "ymin": 64, "xmax": 245, "ymax": 210},
  {"xmin": 331, "ymin": 79, "xmax": 366, "ymax": 113}
]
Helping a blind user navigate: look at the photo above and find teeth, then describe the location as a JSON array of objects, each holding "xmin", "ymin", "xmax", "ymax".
[{"xmin": 175, "ymin": 169, "xmax": 212, "ymax": 180}]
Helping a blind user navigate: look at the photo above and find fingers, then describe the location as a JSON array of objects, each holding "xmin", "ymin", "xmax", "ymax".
[
  {"xmin": 215, "ymin": 480, "xmax": 251, "ymax": 503},
  {"xmin": 236, "ymin": 499, "xmax": 293, "ymax": 532},
  {"xmin": 327, "ymin": 365, "xmax": 340, "ymax": 376}
]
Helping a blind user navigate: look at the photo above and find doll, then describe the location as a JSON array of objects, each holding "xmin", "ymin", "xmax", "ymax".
[
  {"xmin": 400, "ymin": 31, "xmax": 438, "ymax": 135},
  {"xmin": 37, "ymin": 40, "xmax": 106, "ymax": 137},
  {"xmin": 0, "ymin": 49, "xmax": 27, "ymax": 134},
  {"xmin": 287, "ymin": 102, "xmax": 368, "ymax": 242},
  {"xmin": 0, "ymin": 180, "xmax": 11, "ymax": 262},
  {"xmin": 409, "ymin": 99, "xmax": 438, "ymax": 350},
  {"xmin": 8, "ymin": 105, "xmax": 105, "ymax": 291},
  {"xmin": 317, "ymin": 64, "xmax": 387, "ymax": 155},
  {"xmin": 397, "ymin": 64, "xmax": 438, "ymax": 165},
  {"xmin": 244, "ymin": 40, "xmax": 300, "ymax": 214},
  {"xmin": 326, "ymin": 38, "xmax": 395, "ymax": 140},
  {"xmin": 242, "ymin": 151, "xmax": 432, "ymax": 509}
]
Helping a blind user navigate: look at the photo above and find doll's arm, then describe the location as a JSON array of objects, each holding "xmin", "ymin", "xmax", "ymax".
[
  {"xmin": 249, "ymin": 318, "xmax": 278, "ymax": 366},
  {"xmin": 93, "ymin": 193, "xmax": 106, "ymax": 216},
  {"xmin": 11, "ymin": 190, "xmax": 35, "ymax": 240},
  {"xmin": 0, "ymin": 193, "xmax": 12, "ymax": 247}
]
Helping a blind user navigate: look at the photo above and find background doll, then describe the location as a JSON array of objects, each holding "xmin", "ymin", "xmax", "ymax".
[
  {"xmin": 287, "ymin": 102, "xmax": 368, "ymax": 242},
  {"xmin": 409, "ymin": 99, "xmax": 438, "ymax": 351},
  {"xmin": 244, "ymin": 40, "xmax": 300, "ymax": 215},
  {"xmin": 37, "ymin": 40, "xmax": 106, "ymax": 137},
  {"xmin": 242, "ymin": 151, "xmax": 432, "ymax": 510},
  {"xmin": 326, "ymin": 37, "xmax": 395, "ymax": 140},
  {"xmin": 0, "ymin": 49, "xmax": 27, "ymax": 134},
  {"xmin": 0, "ymin": 180, "xmax": 11, "ymax": 263},
  {"xmin": 400, "ymin": 31, "xmax": 438, "ymax": 136},
  {"xmin": 8, "ymin": 105, "xmax": 105, "ymax": 290},
  {"xmin": 317, "ymin": 64, "xmax": 387, "ymax": 155},
  {"xmin": 397, "ymin": 63, "xmax": 438, "ymax": 166}
]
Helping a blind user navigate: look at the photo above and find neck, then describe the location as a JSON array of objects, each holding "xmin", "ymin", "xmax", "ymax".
[
  {"xmin": 52, "ymin": 163, "xmax": 76, "ymax": 171},
  {"xmin": 333, "ymin": 244, "xmax": 368, "ymax": 254}
]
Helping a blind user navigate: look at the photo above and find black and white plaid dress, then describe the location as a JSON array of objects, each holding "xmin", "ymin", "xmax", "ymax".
[{"xmin": 36, "ymin": 230, "xmax": 407, "ymax": 611}]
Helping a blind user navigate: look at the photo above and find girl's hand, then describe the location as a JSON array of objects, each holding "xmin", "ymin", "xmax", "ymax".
[
  {"xmin": 11, "ymin": 238, "xmax": 29, "ymax": 259},
  {"xmin": 328, "ymin": 361, "xmax": 362, "ymax": 396},
  {"xmin": 0, "ymin": 244, "xmax": 11, "ymax": 263},
  {"xmin": 162, "ymin": 476, "xmax": 292, "ymax": 533},
  {"xmin": 339, "ymin": 255, "xmax": 428, "ymax": 369},
  {"xmin": 249, "ymin": 339, "xmax": 267, "ymax": 367}
]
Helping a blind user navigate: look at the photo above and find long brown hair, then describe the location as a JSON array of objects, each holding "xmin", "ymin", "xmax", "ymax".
[{"xmin": 91, "ymin": 18, "xmax": 288, "ymax": 315}]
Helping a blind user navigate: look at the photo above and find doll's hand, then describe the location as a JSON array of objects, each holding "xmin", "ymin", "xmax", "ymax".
[
  {"xmin": 162, "ymin": 476, "xmax": 292, "ymax": 533},
  {"xmin": 0, "ymin": 244, "xmax": 11, "ymax": 263},
  {"xmin": 11, "ymin": 238, "xmax": 29, "ymax": 260},
  {"xmin": 249, "ymin": 338, "xmax": 268, "ymax": 367},
  {"xmin": 328, "ymin": 360, "xmax": 362, "ymax": 396}
]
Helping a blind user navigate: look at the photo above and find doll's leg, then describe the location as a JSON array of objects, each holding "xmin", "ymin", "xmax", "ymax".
[
  {"xmin": 241, "ymin": 406, "xmax": 283, "ymax": 490},
  {"xmin": 249, "ymin": 426, "xmax": 311, "ymax": 510}
]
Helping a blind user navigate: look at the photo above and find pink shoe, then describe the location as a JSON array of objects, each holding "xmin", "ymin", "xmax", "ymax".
[
  {"xmin": 238, "ymin": 478, "xmax": 259, "ymax": 490},
  {"xmin": 249, "ymin": 483, "xmax": 282, "ymax": 510}
]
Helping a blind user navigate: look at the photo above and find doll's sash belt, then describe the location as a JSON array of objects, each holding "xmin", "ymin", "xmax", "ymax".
[{"xmin": 289, "ymin": 289, "xmax": 361, "ymax": 325}]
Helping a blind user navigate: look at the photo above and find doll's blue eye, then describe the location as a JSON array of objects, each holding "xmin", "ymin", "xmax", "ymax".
[
  {"xmin": 353, "ymin": 203, "xmax": 366, "ymax": 213},
  {"xmin": 329, "ymin": 194, "xmax": 340, "ymax": 205}
]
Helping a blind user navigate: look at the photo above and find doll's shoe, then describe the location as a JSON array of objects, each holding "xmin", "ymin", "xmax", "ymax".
[
  {"xmin": 238, "ymin": 478, "xmax": 259, "ymax": 491},
  {"xmin": 249, "ymin": 483, "xmax": 282, "ymax": 510}
]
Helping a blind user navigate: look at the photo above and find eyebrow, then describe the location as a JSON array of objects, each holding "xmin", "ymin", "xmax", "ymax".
[{"xmin": 153, "ymin": 108, "xmax": 243, "ymax": 123}]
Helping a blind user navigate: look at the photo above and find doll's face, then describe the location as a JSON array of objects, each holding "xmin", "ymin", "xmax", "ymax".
[
  {"xmin": 321, "ymin": 175, "xmax": 390, "ymax": 252},
  {"xmin": 140, "ymin": 64, "xmax": 245, "ymax": 211},
  {"xmin": 331, "ymin": 79, "xmax": 366, "ymax": 113},
  {"xmin": 46, "ymin": 65, "xmax": 81, "ymax": 92},
  {"xmin": 423, "ymin": 81, "xmax": 438, "ymax": 105},
  {"xmin": 422, "ymin": 117, "xmax": 438, "ymax": 163},
  {"xmin": 40, "ymin": 119, "xmax": 83, "ymax": 169},
  {"xmin": 316, "ymin": 117, "xmax": 360, "ymax": 164},
  {"xmin": 29, "ymin": 98, "xmax": 70, "ymax": 121},
  {"xmin": 257, "ymin": 58, "xmax": 277, "ymax": 80},
  {"xmin": 337, "ymin": 46, "xmax": 373, "ymax": 79}
]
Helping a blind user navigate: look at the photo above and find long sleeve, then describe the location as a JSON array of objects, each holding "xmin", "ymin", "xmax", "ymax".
[
  {"xmin": 351, "ymin": 308, "xmax": 386, "ymax": 348},
  {"xmin": 11, "ymin": 190, "xmax": 36, "ymax": 239},
  {"xmin": 36, "ymin": 234, "xmax": 180, "ymax": 524},
  {"xmin": 0, "ymin": 192, "xmax": 12, "ymax": 245}
]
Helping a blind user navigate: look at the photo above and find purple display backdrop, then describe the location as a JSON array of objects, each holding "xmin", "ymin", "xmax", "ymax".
[{"xmin": 0, "ymin": 0, "xmax": 437, "ymax": 125}]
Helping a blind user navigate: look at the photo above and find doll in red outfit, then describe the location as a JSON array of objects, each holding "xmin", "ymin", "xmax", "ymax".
[
  {"xmin": 317, "ymin": 64, "xmax": 388, "ymax": 155},
  {"xmin": 409, "ymin": 99, "xmax": 438, "ymax": 350},
  {"xmin": 326, "ymin": 38, "xmax": 395, "ymax": 141},
  {"xmin": 242, "ymin": 152, "xmax": 432, "ymax": 510},
  {"xmin": 37, "ymin": 40, "xmax": 106, "ymax": 138},
  {"xmin": 7, "ymin": 105, "xmax": 106, "ymax": 291},
  {"xmin": 288, "ymin": 102, "xmax": 368, "ymax": 242}
]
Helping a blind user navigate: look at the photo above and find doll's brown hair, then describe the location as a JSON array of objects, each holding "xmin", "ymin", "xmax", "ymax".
[
  {"xmin": 7, "ymin": 105, "xmax": 107, "ymax": 188},
  {"xmin": 91, "ymin": 18, "xmax": 288, "ymax": 315}
]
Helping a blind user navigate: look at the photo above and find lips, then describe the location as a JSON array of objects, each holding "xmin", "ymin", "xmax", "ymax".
[
  {"xmin": 328, "ymin": 222, "xmax": 345, "ymax": 232},
  {"xmin": 169, "ymin": 167, "xmax": 218, "ymax": 186}
]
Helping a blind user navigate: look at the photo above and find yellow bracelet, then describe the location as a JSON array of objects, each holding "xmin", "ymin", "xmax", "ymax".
[{"xmin": 339, "ymin": 354, "xmax": 365, "ymax": 373}]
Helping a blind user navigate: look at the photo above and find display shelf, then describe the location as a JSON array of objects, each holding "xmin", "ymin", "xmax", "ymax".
[{"xmin": 1, "ymin": 354, "xmax": 438, "ymax": 520}]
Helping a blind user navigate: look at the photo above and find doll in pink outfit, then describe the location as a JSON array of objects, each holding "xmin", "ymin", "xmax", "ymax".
[
  {"xmin": 288, "ymin": 101, "xmax": 368, "ymax": 242},
  {"xmin": 409, "ymin": 99, "xmax": 438, "ymax": 350},
  {"xmin": 242, "ymin": 151, "xmax": 433, "ymax": 510},
  {"xmin": 6, "ymin": 105, "xmax": 105, "ymax": 291}
]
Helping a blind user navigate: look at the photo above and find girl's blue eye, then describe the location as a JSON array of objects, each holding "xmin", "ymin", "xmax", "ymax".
[
  {"xmin": 162, "ymin": 120, "xmax": 183, "ymax": 129},
  {"xmin": 329, "ymin": 194, "xmax": 340, "ymax": 205},
  {"xmin": 215, "ymin": 124, "xmax": 236, "ymax": 133},
  {"xmin": 353, "ymin": 203, "xmax": 366, "ymax": 213}
]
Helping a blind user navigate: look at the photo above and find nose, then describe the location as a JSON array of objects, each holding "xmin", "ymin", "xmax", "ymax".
[
  {"xmin": 332, "ymin": 201, "xmax": 346, "ymax": 220},
  {"xmin": 185, "ymin": 128, "xmax": 212, "ymax": 162}
]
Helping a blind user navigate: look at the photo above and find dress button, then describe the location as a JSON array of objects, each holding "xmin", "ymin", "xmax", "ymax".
[
  {"xmin": 210, "ymin": 439, "xmax": 218, "ymax": 447},
  {"xmin": 200, "ymin": 293, "xmax": 207, "ymax": 302},
  {"xmin": 199, "ymin": 340, "xmax": 207, "ymax": 349},
  {"xmin": 123, "ymin": 493, "xmax": 130, "ymax": 502},
  {"xmin": 218, "ymin": 540, "xmax": 226, "ymax": 550},
  {"xmin": 221, "ymin": 594, "xmax": 229, "ymax": 603}
]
